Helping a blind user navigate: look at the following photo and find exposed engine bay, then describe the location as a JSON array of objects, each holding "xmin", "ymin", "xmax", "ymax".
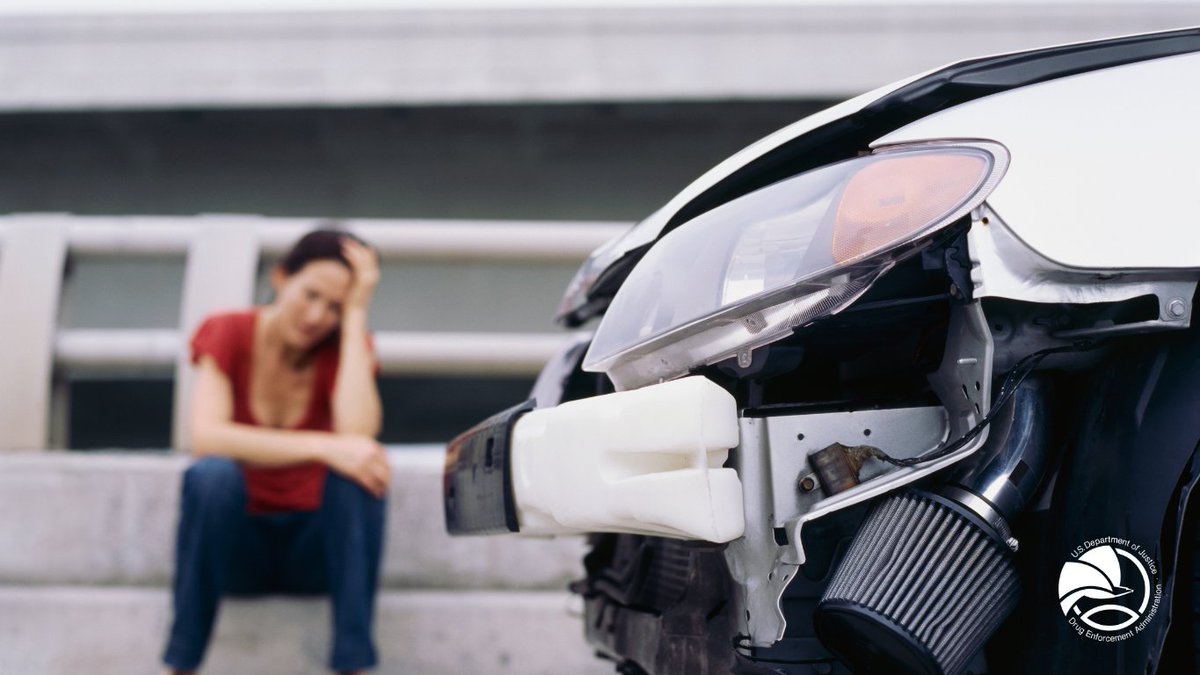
[{"xmin": 568, "ymin": 221, "xmax": 1195, "ymax": 674}]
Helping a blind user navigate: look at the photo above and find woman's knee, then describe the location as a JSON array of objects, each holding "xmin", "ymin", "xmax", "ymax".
[
  {"xmin": 323, "ymin": 472, "xmax": 386, "ymax": 516},
  {"xmin": 182, "ymin": 457, "xmax": 245, "ymax": 510}
]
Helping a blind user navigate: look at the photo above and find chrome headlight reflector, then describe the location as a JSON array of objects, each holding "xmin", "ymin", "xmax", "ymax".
[{"xmin": 582, "ymin": 140, "xmax": 1009, "ymax": 390}]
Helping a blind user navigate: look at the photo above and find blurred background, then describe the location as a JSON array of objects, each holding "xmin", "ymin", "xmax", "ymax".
[
  {"xmin": 6, "ymin": 0, "xmax": 1198, "ymax": 452},
  {"xmin": 1, "ymin": 1, "xmax": 1198, "ymax": 673}
]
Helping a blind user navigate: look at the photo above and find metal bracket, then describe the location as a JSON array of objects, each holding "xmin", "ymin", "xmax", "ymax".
[
  {"xmin": 1050, "ymin": 280, "xmax": 1196, "ymax": 339},
  {"xmin": 723, "ymin": 302, "xmax": 996, "ymax": 647},
  {"xmin": 768, "ymin": 406, "xmax": 949, "ymax": 527},
  {"xmin": 724, "ymin": 417, "xmax": 797, "ymax": 647}
]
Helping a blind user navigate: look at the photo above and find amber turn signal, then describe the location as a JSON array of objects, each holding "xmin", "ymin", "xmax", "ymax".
[{"xmin": 832, "ymin": 152, "xmax": 989, "ymax": 264}]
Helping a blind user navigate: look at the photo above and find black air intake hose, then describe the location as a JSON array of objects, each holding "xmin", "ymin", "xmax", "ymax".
[{"xmin": 814, "ymin": 380, "xmax": 1047, "ymax": 674}]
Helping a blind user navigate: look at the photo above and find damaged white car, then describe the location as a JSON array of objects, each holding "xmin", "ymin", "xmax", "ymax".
[{"xmin": 446, "ymin": 27, "xmax": 1200, "ymax": 675}]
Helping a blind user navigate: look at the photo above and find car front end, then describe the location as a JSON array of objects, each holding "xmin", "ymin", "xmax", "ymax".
[{"xmin": 446, "ymin": 27, "xmax": 1200, "ymax": 675}]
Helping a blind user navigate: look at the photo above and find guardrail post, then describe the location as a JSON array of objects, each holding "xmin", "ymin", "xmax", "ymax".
[
  {"xmin": 171, "ymin": 219, "xmax": 260, "ymax": 450},
  {"xmin": 0, "ymin": 217, "xmax": 68, "ymax": 450}
]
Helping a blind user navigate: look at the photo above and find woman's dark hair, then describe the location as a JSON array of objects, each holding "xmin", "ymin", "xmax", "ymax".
[{"xmin": 278, "ymin": 227, "xmax": 369, "ymax": 276}]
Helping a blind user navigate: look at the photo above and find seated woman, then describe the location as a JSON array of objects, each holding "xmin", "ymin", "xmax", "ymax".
[{"xmin": 161, "ymin": 229, "xmax": 389, "ymax": 675}]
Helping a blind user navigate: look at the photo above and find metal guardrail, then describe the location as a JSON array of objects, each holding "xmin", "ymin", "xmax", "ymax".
[
  {"xmin": 0, "ymin": 216, "xmax": 626, "ymax": 261},
  {"xmin": 37, "ymin": 216, "xmax": 624, "ymax": 258},
  {"xmin": 0, "ymin": 214, "xmax": 625, "ymax": 450},
  {"xmin": 55, "ymin": 329, "xmax": 576, "ymax": 377},
  {"xmin": 4, "ymin": 6, "xmax": 1198, "ymax": 111}
]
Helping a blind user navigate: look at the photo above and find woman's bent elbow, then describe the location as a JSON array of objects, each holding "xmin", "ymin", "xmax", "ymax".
[{"xmin": 187, "ymin": 423, "xmax": 222, "ymax": 458}]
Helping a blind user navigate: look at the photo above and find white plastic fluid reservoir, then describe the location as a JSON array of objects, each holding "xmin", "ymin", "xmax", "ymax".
[{"xmin": 510, "ymin": 376, "xmax": 744, "ymax": 543}]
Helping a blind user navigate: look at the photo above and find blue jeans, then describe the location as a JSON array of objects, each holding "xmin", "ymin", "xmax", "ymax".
[{"xmin": 162, "ymin": 457, "xmax": 386, "ymax": 672}]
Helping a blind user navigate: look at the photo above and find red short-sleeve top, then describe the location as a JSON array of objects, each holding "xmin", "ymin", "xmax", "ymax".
[{"xmin": 189, "ymin": 309, "xmax": 356, "ymax": 513}]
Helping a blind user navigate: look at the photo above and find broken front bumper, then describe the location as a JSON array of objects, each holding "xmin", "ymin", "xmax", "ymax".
[{"xmin": 443, "ymin": 376, "xmax": 745, "ymax": 543}]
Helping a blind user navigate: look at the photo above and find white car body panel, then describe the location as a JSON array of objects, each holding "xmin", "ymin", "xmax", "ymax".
[
  {"xmin": 878, "ymin": 51, "xmax": 1200, "ymax": 270},
  {"xmin": 616, "ymin": 72, "xmax": 928, "ymax": 249}
]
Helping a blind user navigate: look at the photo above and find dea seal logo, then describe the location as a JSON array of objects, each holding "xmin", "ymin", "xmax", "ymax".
[{"xmin": 1058, "ymin": 537, "xmax": 1161, "ymax": 642}]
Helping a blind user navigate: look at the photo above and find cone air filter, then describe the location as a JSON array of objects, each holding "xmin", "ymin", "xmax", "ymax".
[{"xmin": 813, "ymin": 491, "xmax": 1019, "ymax": 675}]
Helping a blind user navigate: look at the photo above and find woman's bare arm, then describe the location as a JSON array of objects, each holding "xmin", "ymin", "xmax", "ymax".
[
  {"xmin": 332, "ymin": 307, "xmax": 383, "ymax": 437},
  {"xmin": 189, "ymin": 356, "xmax": 389, "ymax": 496},
  {"xmin": 331, "ymin": 238, "xmax": 384, "ymax": 437}
]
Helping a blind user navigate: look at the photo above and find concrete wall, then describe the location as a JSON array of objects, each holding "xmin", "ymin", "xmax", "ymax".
[
  {"xmin": 0, "ymin": 449, "xmax": 584, "ymax": 589},
  {"xmin": 0, "ymin": 102, "xmax": 830, "ymax": 220},
  {"xmin": 2, "ymin": 4, "xmax": 1198, "ymax": 110}
]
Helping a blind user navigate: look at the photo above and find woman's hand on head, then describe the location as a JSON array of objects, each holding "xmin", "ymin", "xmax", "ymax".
[
  {"xmin": 321, "ymin": 434, "xmax": 391, "ymax": 499},
  {"xmin": 341, "ymin": 238, "xmax": 380, "ymax": 313}
]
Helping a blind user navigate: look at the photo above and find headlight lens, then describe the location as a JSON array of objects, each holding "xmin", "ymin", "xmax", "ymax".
[{"xmin": 582, "ymin": 140, "xmax": 1008, "ymax": 390}]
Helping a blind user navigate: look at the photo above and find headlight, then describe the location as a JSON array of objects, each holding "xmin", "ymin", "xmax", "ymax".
[{"xmin": 582, "ymin": 140, "xmax": 1009, "ymax": 390}]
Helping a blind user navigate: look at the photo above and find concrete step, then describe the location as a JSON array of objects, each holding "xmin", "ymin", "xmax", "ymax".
[
  {"xmin": 0, "ymin": 450, "xmax": 586, "ymax": 590},
  {"xmin": 0, "ymin": 585, "xmax": 614, "ymax": 675}
]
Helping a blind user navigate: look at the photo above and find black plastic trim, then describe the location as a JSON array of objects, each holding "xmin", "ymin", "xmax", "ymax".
[{"xmin": 443, "ymin": 398, "xmax": 536, "ymax": 535}]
